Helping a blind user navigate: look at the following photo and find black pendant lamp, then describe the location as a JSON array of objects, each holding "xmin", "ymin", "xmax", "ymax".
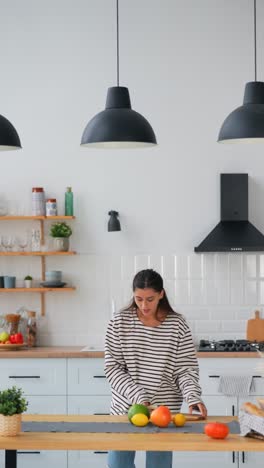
[
  {"xmin": 218, "ymin": 0, "xmax": 264, "ymax": 143},
  {"xmin": 0, "ymin": 114, "xmax": 21, "ymax": 150},
  {"xmin": 81, "ymin": 0, "xmax": 157, "ymax": 149}
]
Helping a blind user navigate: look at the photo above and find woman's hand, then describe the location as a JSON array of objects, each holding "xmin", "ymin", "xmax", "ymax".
[
  {"xmin": 141, "ymin": 401, "xmax": 151, "ymax": 407},
  {"xmin": 189, "ymin": 402, "xmax": 207, "ymax": 419}
]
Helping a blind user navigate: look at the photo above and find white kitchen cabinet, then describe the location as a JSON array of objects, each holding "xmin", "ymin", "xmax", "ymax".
[
  {"xmin": 173, "ymin": 452, "xmax": 234, "ymax": 468},
  {"xmin": 68, "ymin": 395, "xmax": 111, "ymax": 414},
  {"xmin": 67, "ymin": 358, "xmax": 109, "ymax": 395},
  {"xmin": 0, "ymin": 358, "xmax": 66, "ymax": 395},
  {"xmin": 0, "ymin": 358, "xmax": 67, "ymax": 468}
]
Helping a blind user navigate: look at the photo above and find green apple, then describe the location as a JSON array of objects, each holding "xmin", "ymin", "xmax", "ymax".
[{"xmin": 0, "ymin": 331, "xmax": 10, "ymax": 343}]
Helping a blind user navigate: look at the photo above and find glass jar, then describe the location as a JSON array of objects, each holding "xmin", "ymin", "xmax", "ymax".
[
  {"xmin": 26, "ymin": 311, "xmax": 37, "ymax": 347},
  {"xmin": 31, "ymin": 229, "xmax": 41, "ymax": 251},
  {"xmin": 5, "ymin": 314, "xmax": 20, "ymax": 335},
  {"xmin": 46, "ymin": 198, "xmax": 57, "ymax": 216},
  {"xmin": 32, "ymin": 187, "xmax": 45, "ymax": 216}
]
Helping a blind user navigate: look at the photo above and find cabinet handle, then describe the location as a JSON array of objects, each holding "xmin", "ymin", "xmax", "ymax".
[
  {"xmin": 93, "ymin": 451, "xmax": 108, "ymax": 454},
  {"xmin": 242, "ymin": 451, "xmax": 245, "ymax": 463},
  {"xmin": 9, "ymin": 375, "xmax": 40, "ymax": 379},
  {"xmin": 232, "ymin": 452, "xmax": 235, "ymax": 463},
  {"xmin": 93, "ymin": 375, "xmax": 106, "ymax": 378},
  {"xmin": 93, "ymin": 413, "xmax": 110, "ymax": 415},
  {"xmin": 18, "ymin": 451, "xmax": 41, "ymax": 455},
  {"xmin": 232, "ymin": 405, "xmax": 235, "ymax": 416},
  {"xmin": 209, "ymin": 375, "xmax": 262, "ymax": 379}
]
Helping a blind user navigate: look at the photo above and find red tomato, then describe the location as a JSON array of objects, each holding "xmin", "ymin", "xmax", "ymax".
[
  {"xmin": 150, "ymin": 406, "xmax": 172, "ymax": 428},
  {"xmin": 204, "ymin": 422, "xmax": 229, "ymax": 439},
  {"xmin": 13, "ymin": 333, "xmax": 24, "ymax": 344},
  {"xmin": 10, "ymin": 335, "xmax": 16, "ymax": 344}
]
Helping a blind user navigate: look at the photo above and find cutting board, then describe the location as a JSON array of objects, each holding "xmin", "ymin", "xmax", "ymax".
[{"xmin": 246, "ymin": 310, "xmax": 264, "ymax": 342}]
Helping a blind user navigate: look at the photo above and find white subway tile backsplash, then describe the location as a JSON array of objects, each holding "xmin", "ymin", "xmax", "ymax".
[
  {"xmin": 189, "ymin": 255, "xmax": 203, "ymax": 279},
  {"xmin": 203, "ymin": 254, "xmax": 215, "ymax": 279},
  {"xmin": 215, "ymin": 254, "xmax": 229, "ymax": 279},
  {"xmin": 121, "ymin": 255, "xmax": 135, "ymax": 280},
  {"xmin": 204, "ymin": 280, "xmax": 217, "ymax": 305},
  {"xmin": 229, "ymin": 254, "xmax": 243, "ymax": 279},
  {"xmin": 189, "ymin": 280, "xmax": 204, "ymax": 305},
  {"xmin": 135, "ymin": 255, "xmax": 150, "ymax": 272},
  {"xmin": 175, "ymin": 279, "xmax": 190, "ymax": 305},
  {"xmin": 175, "ymin": 255, "xmax": 189, "ymax": 279},
  {"xmin": 244, "ymin": 280, "xmax": 258, "ymax": 304},
  {"xmin": 195, "ymin": 320, "xmax": 221, "ymax": 333},
  {"xmin": 162, "ymin": 255, "xmax": 176, "ymax": 279},
  {"xmin": 35, "ymin": 252, "xmax": 264, "ymax": 346},
  {"xmin": 230, "ymin": 280, "xmax": 244, "ymax": 305},
  {"xmin": 216, "ymin": 280, "xmax": 230, "ymax": 305},
  {"xmin": 221, "ymin": 320, "xmax": 247, "ymax": 333},
  {"xmin": 244, "ymin": 255, "xmax": 257, "ymax": 278}
]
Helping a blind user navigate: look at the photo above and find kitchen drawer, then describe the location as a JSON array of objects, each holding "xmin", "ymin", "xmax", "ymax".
[
  {"xmin": 67, "ymin": 358, "xmax": 110, "ymax": 395},
  {"xmin": 26, "ymin": 395, "xmax": 67, "ymax": 414},
  {"xmin": 198, "ymin": 358, "xmax": 264, "ymax": 395},
  {"xmin": 68, "ymin": 395, "xmax": 111, "ymax": 414},
  {"xmin": 0, "ymin": 450, "xmax": 67, "ymax": 468},
  {"xmin": 0, "ymin": 359, "xmax": 66, "ymax": 395},
  {"xmin": 68, "ymin": 450, "xmax": 145, "ymax": 468}
]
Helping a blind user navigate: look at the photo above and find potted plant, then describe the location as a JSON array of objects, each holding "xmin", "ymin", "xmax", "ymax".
[
  {"xmin": 50, "ymin": 222, "xmax": 72, "ymax": 251},
  {"xmin": 24, "ymin": 275, "xmax": 33, "ymax": 288},
  {"xmin": 0, "ymin": 386, "xmax": 28, "ymax": 436}
]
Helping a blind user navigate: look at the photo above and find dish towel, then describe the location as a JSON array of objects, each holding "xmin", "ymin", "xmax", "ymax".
[{"xmin": 218, "ymin": 375, "xmax": 255, "ymax": 396}]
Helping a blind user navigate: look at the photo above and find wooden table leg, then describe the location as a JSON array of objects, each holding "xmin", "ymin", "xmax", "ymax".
[{"xmin": 5, "ymin": 450, "xmax": 17, "ymax": 468}]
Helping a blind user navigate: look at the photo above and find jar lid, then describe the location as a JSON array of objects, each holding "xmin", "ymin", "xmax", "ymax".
[
  {"xmin": 32, "ymin": 187, "xmax": 44, "ymax": 192},
  {"xmin": 46, "ymin": 198, "xmax": 56, "ymax": 202},
  {"xmin": 27, "ymin": 311, "xmax": 36, "ymax": 317},
  {"xmin": 5, "ymin": 314, "xmax": 20, "ymax": 323}
]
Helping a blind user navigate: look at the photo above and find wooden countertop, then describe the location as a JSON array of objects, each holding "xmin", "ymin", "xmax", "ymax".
[
  {"xmin": 0, "ymin": 346, "xmax": 260, "ymax": 358},
  {"xmin": 0, "ymin": 415, "xmax": 262, "ymax": 452}
]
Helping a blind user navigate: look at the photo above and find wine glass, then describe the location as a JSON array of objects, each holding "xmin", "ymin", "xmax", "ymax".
[
  {"xmin": 16, "ymin": 235, "xmax": 28, "ymax": 252},
  {"xmin": 2, "ymin": 236, "xmax": 9, "ymax": 252}
]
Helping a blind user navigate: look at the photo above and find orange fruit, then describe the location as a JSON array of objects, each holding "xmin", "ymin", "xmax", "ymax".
[
  {"xmin": 150, "ymin": 405, "xmax": 171, "ymax": 427},
  {"xmin": 173, "ymin": 413, "xmax": 186, "ymax": 427}
]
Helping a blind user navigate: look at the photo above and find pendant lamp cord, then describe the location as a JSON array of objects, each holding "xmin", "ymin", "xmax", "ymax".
[
  {"xmin": 116, "ymin": 0, "xmax": 120, "ymax": 86},
  {"xmin": 254, "ymin": 0, "xmax": 257, "ymax": 81}
]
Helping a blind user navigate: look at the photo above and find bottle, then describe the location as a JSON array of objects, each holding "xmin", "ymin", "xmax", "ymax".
[
  {"xmin": 32, "ymin": 187, "xmax": 45, "ymax": 216},
  {"xmin": 26, "ymin": 311, "xmax": 37, "ymax": 347},
  {"xmin": 31, "ymin": 229, "xmax": 41, "ymax": 251},
  {"xmin": 65, "ymin": 187, "xmax": 73, "ymax": 216},
  {"xmin": 46, "ymin": 198, "xmax": 57, "ymax": 216}
]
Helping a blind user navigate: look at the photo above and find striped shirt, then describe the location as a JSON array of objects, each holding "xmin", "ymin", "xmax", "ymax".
[{"xmin": 104, "ymin": 309, "xmax": 202, "ymax": 415}]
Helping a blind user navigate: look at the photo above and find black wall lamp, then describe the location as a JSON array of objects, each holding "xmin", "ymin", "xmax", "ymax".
[
  {"xmin": 218, "ymin": 0, "xmax": 264, "ymax": 143},
  {"xmin": 108, "ymin": 211, "xmax": 121, "ymax": 231},
  {"xmin": 81, "ymin": 0, "xmax": 157, "ymax": 148}
]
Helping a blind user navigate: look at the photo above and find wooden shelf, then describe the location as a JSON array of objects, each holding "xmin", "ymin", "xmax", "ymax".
[
  {"xmin": 0, "ymin": 251, "xmax": 76, "ymax": 256},
  {"xmin": 0, "ymin": 287, "xmax": 76, "ymax": 292},
  {"xmin": 0, "ymin": 216, "xmax": 75, "ymax": 220}
]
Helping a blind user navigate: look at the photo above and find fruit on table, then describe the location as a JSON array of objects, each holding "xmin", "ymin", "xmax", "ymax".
[
  {"xmin": 150, "ymin": 405, "xmax": 172, "ymax": 427},
  {"xmin": 128, "ymin": 404, "xmax": 150, "ymax": 422},
  {"xmin": 173, "ymin": 413, "xmax": 186, "ymax": 427},
  {"xmin": 0, "ymin": 332, "xmax": 10, "ymax": 343},
  {"xmin": 204, "ymin": 422, "xmax": 229, "ymax": 439},
  {"xmin": 130, "ymin": 413, "xmax": 149, "ymax": 427}
]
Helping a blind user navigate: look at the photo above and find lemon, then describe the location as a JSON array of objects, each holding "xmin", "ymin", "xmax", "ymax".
[
  {"xmin": 130, "ymin": 413, "xmax": 149, "ymax": 427},
  {"xmin": 173, "ymin": 413, "xmax": 186, "ymax": 427}
]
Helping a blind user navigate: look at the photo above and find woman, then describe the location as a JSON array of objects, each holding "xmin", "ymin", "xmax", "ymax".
[{"xmin": 105, "ymin": 269, "xmax": 207, "ymax": 468}]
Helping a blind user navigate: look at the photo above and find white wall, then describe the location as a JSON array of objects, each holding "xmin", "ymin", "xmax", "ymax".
[{"xmin": 0, "ymin": 0, "xmax": 264, "ymax": 346}]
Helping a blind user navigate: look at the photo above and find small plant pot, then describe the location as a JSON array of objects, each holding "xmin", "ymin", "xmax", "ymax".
[
  {"xmin": 0, "ymin": 414, "xmax": 21, "ymax": 436},
  {"xmin": 53, "ymin": 237, "xmax": 69, "ymax": 252},
  {"xmin": 24, "ymin": 280, "xmax": 32, "ymax": 288}
]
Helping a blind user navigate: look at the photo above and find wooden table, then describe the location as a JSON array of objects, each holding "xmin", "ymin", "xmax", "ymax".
[{"xmin": 1, "ymin": 414, "xmax": 264, "ymax": 468}]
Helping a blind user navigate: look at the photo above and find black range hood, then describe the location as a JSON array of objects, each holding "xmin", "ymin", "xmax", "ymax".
[{"xmin": 195, "ymin": 174, "xmax": 264, "ymax": 252}]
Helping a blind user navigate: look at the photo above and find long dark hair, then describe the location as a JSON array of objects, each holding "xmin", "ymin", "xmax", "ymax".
[{"xmin": 123, "ymin": 269, "xmax": 175, "ymax": 318}]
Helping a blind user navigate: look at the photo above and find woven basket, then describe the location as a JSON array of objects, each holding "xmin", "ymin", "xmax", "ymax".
[{"xmin": 0, "ymin": 414, "xmax": 21, "ymax": 436}]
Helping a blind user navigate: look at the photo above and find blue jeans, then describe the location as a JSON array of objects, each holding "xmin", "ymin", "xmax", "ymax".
[{"xmin": 107, "ymin": 450, "xmax": 172, "ymax": 468}]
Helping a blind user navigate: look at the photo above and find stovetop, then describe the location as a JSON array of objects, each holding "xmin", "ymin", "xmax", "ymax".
[{"xmin": 198, "ymin": 339, "xmax": 264, "ymax": 352}]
